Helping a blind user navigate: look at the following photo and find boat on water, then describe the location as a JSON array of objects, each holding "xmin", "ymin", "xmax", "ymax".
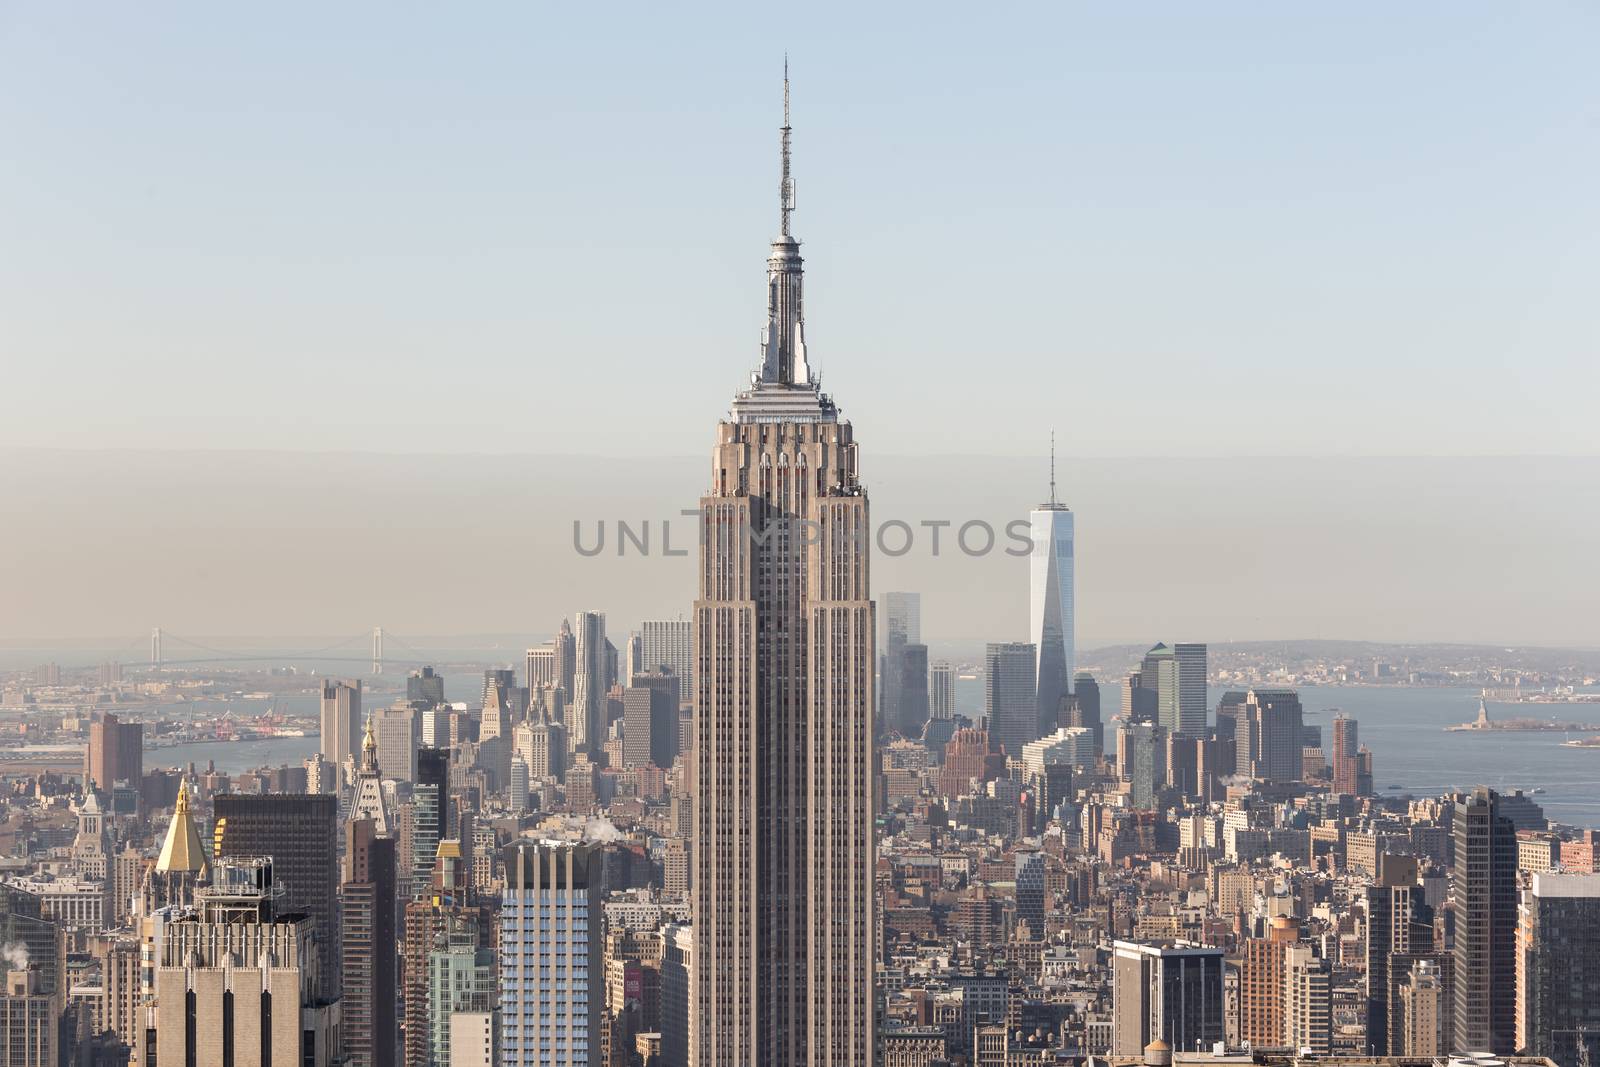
[{"xmin": 1386, "ymin": 784, "xmax": 1405, "ymax": 790}]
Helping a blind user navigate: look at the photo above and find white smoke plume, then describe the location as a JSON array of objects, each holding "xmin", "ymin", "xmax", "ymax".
[
  {"xmin": 582, "ymin": 817, "xmax": 624, "ymax": 844},
  {"xmin": 2, "ymin": 943, "xmax": 28, "ymax": 972}
]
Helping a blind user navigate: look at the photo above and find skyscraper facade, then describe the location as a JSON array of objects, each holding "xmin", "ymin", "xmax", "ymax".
[
  {"xmin": 984, "ymin": 642, "xmax": 1038, "ymax": 760},
  {"xmin": 402, "ymin": 844, "xmax": 479, "ymax": 1067},
  {"xmin": 1398, "ymin": 960, "xmax": 1446, "ymax": 1056},
  {"xmin": 893, "ymin": 643, "xmax": 930, "ymax": 739},
  {"xmin": 1330, "ymin": 714, "xmax": 1372, "ymax": 796},
  {"xmin": 571, "ymin": 611, "xmax": 607, "ymax": 756},
  {"xmin": 407, "ymin": 666, "xmax": 445, "ymax": 707},
  {"xmin": 929, "ymin": 661, "xmax": 955, "ymax": 722},
  {"xmin": 1117, "ymin": 720, "xmax": 1162, "ymax": 811},
  {"xmin": 1173, "ymin": 642, "xmax": 1207, "ymax": 736},
  {"xmin": 481, "ymin": 667, "xmax": 515, "ymax": 710},
  {"xmin": 412, "ymin": 746, "xmax": 452, "ymax": 896},
  {"xmin": 936, "ymin": 727, "xmax": 1005, "ymax": 800},
  {"xmin": 1110, "ymin": 941, "xmax": 1225, "ymax": 1056},
  {"xmin": 623, "ymin": 631, "xmax": 643, "ymax": 685},
  {"xmin": 154, "ymin": 857, "xmax": 339, "ymax": 1067},
  {"xmin": 1123, "ymin": 671, "xmax": 1156, "ymax": 725},
  {"xmin": 1029, "ymin": 452, "xmax": 1073, "ymax": 738},
  {"xmin": 1214, "ymin": 691, "xmax": 1247, "ymax": 777},
  {"xmin": 1363, "ymin": 854, "xmax": 1436, "ymax": 1055},
  {"xmin": 374, "ymin": 701, "xmax": 421, "ymax": 782},
  {"xmin": 1014, "ymin": 849, "xmax": 1045, "ymax": 937},
  {"xmin": 881, "ymin": 592, "xmax": 921, "ymax": 644},
  {"xmin": 212, "ymin": 792, "xmax": 340, "ymax": 992},
  {"xmin": 638, "ymin": 618, "xmax": 694, "ymax": 701},
  {"xmin": 526, "ymin": 645, "xmax": 558, "ymax": 691},
  {"xmin": 320, "ymin": 677, "xmax": 363, "ymax": 772},
  {"xmin": 622, "ymin": 677, "xmax": 679, "ymax": 770},
  {"xmin": 341, "ymin": 817, "xmax": 398, "ymax": 1067},
  {"xmin": 0, "ymin": 969, "xmax": 54, "ymax": 1067},
  {"xmin": 1515, "ymin": 872, "xmax": 1600, "ymax": 1064},
  {"xmin": 1237, "ymin": 916, "xmax": 1297, "ymax": 1049},
  {"xmin": 84, "ymin": 712, "xmax": 142, "ymax": 796},
  {"xmin": 519, "ymin": 702, "xmax": 567, "ymax": 782},
  {"xmin": 481, "ymin": 668, "xmax": 528, "ymax": 743},
  {"xmin": 1141, "ymin": 644, "xmax": 1180, "ymax": 734},
  {"xmin": 1236, "ymin": 689, "xmax": 1303, "ymax": 783},
  {"xmin": 428, "ymin": 915, "xmax": 497, "ymax": 1067},
  {"xmin": 501, "ymin": 841, "xmax": 602, "ymax": 1067},
  {"xmin": 880, "ymin": 592, "xmax": 921, "ymax": 738},
  {"xmin": 1451, "ymin": 786, "xmax": 1518, "ymax": 1053},
  {"xmin": 0, "ymin": 885, "xmax": 62, "ymax": 1004},
  {"xmin": 1067, "ymin": 671, "xmax": 1102, "ymax": 757},
  {"xmin": 692, "ymin": 75, "xmax": 875, "ymax": 1067},
  {"xmin": 660, "ymin": 925, "xmax": 694, "ymax": 1067},
  {"xmin": 554, "ymin": 618, "xmax": 577, "ymax": 697},
  {"xmin": 1283, "ymin": 942, "xmax": 1332, "ymax": 1054}
]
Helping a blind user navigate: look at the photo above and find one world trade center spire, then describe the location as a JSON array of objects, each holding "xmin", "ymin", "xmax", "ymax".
[{"xmin": 1030, "ymin": 432, "xmax": 1075, "ymax": 739}]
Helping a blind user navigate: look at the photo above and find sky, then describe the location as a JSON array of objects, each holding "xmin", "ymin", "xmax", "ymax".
[
  {"xmin": 2, "ymin": 3, "xmax": 1597, "ymax": 457},
  {"xmin": 2, "ymin": 6, "xmax": 1598, "ymax": 648},
  {"xmin": 4, "ymin": 450, "xmax": 1598, "ymax": 649}
]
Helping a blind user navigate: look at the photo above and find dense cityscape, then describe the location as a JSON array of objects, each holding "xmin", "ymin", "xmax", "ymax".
[{"xmin": 4, "ymin": 66, "xmax": 1599, "ymax": 1067}]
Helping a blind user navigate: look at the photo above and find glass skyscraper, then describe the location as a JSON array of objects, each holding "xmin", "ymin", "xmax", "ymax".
[
  {"xmin": 880, "ymin": 591, "xmax": 924, "ymax": 739},
  {"xmin": 1029, "ymin": 445, "xmax": 1074, "ymax": 738},
  {"xmin": 985, "ymin": 642, "xmax": 1038, "ymax": 760}
]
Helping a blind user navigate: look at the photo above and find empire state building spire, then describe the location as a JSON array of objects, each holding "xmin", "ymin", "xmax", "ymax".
[
  {"xmin": 758, "ymin": 59, "xmax": 811, "ymax": 387},
  {"xmin": 696, "ymin": 66, "xmax": 875, "ymax": 1065},
  {"xmin": 780, "ymin": 55, "xmax": 793, "ymax": 238}
]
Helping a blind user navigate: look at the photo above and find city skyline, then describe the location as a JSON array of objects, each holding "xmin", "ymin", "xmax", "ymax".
[
  {"xmin": 5, "ymin": 452, "xmax": 1599, "ymax": 648},
  {"xmin": 3, "ymin": 13, "xmax": 1599, "ymax": 1067},
  {"xmin": 691, "ymin": 75, "xmax": 875, "ymax": 1063},
  {"xmin": 3, "ymin": 13, "xmax": 1595, "ymax": 648}
]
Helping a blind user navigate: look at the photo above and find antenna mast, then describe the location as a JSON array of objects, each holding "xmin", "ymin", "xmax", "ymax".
[
  {"xmin": 780, "ymin": 55, "xmax": 793, "ymax": 236},
  {"xmin": 1049, "ymin": 430, "xmax": 1058, "ymax": 506}
]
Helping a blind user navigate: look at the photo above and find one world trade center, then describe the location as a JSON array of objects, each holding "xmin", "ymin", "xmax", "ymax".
[{"xmin": 1030, "ymin": 438, "xmax": 1075, "ymax": 738}]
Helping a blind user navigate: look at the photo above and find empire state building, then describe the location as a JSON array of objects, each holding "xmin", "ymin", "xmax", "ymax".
[{"xmin": 692, "ymin": 72, "xmax": 876, "ymax": 1067}]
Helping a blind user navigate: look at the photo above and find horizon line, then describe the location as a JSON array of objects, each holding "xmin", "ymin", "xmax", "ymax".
[{"xmin": 5, "ymin": 444, "xmax": 1598, "ymax": 463}]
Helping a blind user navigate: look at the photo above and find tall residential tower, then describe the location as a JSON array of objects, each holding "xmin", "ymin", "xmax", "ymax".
[
  {"xmin": 691, "ymin": 69, "xmax": 875, "ymax": 1067},
  {"xmin": 1452, "ymin": 786, "xmax": 1518, "ymax": 1052}
]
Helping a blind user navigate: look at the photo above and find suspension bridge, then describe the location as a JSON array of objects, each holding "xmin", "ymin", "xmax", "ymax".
[{"xmin": 76, "ymin": 626, "xmax": 441, "ymax": 675}]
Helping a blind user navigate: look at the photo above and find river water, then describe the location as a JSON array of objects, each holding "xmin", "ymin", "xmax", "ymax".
[
  {"xmin": 948, "ymin": 680, "xmax": 1600, "ymax": 827},
  {"xmin": 144, "ymin": 683, "xmax": 1600, "ymax": 828},
  {"xmin": 1282, "ymin": 685, "xmax": 1600, "ymax": 827}
]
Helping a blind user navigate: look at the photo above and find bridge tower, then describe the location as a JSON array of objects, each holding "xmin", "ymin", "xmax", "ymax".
[
  {"xmin": 372, "ymin": 626, "xmax": 383, "ymax": 675},
  {"xmin": 150, "ymin": 627, "xmax": 163, "ymax": 668}
]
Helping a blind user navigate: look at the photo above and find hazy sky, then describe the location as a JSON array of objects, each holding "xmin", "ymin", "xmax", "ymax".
[
  {"xmin": 3, "ymin": 4, "xmax": 1597, "ymax": 457},
  {"xmin": 4, "ymin": 7, "xmax": 1598, "ymax": 649},
  {"xmin": 4, "ymin": 450, "xmax": 1598, "ymax": 649}
]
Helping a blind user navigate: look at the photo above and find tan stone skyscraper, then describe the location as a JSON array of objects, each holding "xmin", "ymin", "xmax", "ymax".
[{"xmin": 692, "ymin": 68, "xmax": 875, "ymax": 1067}]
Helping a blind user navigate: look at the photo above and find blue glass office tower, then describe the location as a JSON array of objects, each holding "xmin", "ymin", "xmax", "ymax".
[{"xmin": 1029, "ymin": 441, "xmax": 1074, "ymax": 739}]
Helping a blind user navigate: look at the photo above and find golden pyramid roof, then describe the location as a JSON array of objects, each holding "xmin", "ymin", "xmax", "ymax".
[{"xmin": 155, "ymin": 779, "xmax": 207, "ymax": 875}]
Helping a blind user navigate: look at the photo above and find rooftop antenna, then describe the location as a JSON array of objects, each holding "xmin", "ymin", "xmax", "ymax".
[
  {"xmin": 1049, "ymin": 430, "xmax": 1058, "ymax": 506},
  {"xmin": 780, "ymin": 55, "xmax": 793, "ymax": 236}
]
